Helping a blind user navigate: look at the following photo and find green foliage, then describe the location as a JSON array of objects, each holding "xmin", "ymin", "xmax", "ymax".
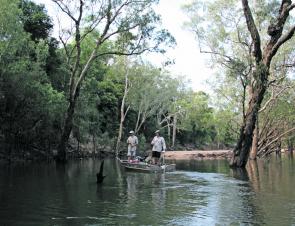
[
  {"xmin": 19, "ymin": 0, "xmax": 53, "ymax": 41},
  {"xmin": 184, "ymin": 0, "xmax": 295, "ymax": 153},
  {"xmin": 126, "ymin": 63, "xmax": 184, "ymax": 131},
  {"xmin": 0, "ymin": 0, "xmax": 66, "ymax": 158},
  {"xmin": 74, "ymin": 66, "xmax": 120, "ymax": 142},
  {"xmin": 2, "ymin": 0, "xmax": 264, "ymax": 161},
  {"xmin": 19, "ymin": 0, "xmax": 67, "ymax": 92},
  {"xmin": 177, "ymin": 92, "xmax": 216, "ymax": 147},
  {"xmin": 137, "ymin": 134, "xmax": 147, "ymax": 155},
  {"xmin": 213, "ymin": 108, "xmax": 238, "ymax": 147}
]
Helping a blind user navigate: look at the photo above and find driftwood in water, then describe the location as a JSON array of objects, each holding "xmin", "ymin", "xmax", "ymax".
[{"xmin": 96, "ymin": 160, "xmax": 106, "ymax": 183}]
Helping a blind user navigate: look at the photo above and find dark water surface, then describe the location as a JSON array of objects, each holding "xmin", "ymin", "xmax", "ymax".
[{"xmin": 0, "ymin": 154, "xmax": 295, "ymax": 225}]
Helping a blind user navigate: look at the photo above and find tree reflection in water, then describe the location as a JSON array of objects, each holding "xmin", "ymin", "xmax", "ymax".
[{"xmin": 0, "ymin": 156, "xmax": 294, "ymax": 225}]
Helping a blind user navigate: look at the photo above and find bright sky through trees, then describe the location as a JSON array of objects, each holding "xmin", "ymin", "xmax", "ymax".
[{"xmin": 33, "ymin": 0, "xmax": 213, "ymax": 91}]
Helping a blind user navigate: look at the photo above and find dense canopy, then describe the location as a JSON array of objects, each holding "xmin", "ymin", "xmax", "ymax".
[{"xmin": 0, "ymin": 0, "xmax": 294, "ymax": 166}]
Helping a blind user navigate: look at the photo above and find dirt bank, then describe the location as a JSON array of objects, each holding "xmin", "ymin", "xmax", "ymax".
[{"xmin": 163, "ymin": 150, "xmax": 232, "ymax": 160}]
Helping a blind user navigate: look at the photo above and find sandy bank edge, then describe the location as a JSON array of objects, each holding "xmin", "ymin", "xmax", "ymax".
[{"xmin": 163, "ymin": 150, "xmax": 233, "ymax": 160}]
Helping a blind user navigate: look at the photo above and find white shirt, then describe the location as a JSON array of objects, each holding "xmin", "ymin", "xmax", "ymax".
[
  {"xmin": 127, "ymin": 135, "xmax": 138, "ymax": 151},
  {"xmin": 151, "ymin": 136, "xmax": 166, "ymax": 152}
]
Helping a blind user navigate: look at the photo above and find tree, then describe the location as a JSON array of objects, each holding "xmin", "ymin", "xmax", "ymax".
[
  {"xmin": 126, "ymin": 64, "xmax": 181, "ymax": 134},
  {"xmin": 19, "ymin": 0, "xmax": 53, "ymax": 41},
  {"xmin": 52, "ymin": 0, "xmax": 175, "ymax": 162},
  {"xmin": 114, "ymin": 57, "xmax": 131, "ymax": 155},
  {"xmin": 208, "ymin": 72, "xmax": 246, "ymax": 148},
  {"xmin": 177, "ymin": 91, "xmax": 215, "ymax": 148},
  {"xmin": 254, "ymin": 80, "xmax": 295, "ymax": 157},
  {"xmin": 19, "ymin": 0, "xmax": 66, "ymax": 92},
  {"xmin": 0, "ymin": 0, "xmax": 66, "ymax": 158},
  {"xmin": 230, "ymin": 0, "xmax": 295, "ymax": 167},
  {"xmin": 156, "ymin": 79, "xmax": 189, "ymax": 147},
  {"xmin": 184, "ymin": 0, "xmax": 295, "ymax": 167}
]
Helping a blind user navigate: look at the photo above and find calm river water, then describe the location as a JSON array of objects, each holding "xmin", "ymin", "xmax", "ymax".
[{"xmin": 0, "ymin": 154, "xmax": 295, "ymax": 225}]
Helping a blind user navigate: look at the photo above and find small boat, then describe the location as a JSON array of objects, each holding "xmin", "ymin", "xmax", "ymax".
[{"xmin": 119, "ymin": 159, "xmax": 176, "ymax": 173}]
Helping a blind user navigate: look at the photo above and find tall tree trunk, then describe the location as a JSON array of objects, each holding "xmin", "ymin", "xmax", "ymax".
[
  {"xmin": 56, "ymin": 46, "xmax": 96, "ymax": 163},
  {"xmin": 57, "ymin": 92, "xmax": 79, "ymax": 162},
  {"xmin": 167, "ymin": 123, "xmax": 171, "ymax": 146},
  {"xmin": 134, "ymin": 115, "xmax": 146, "ymax": 134},
  {"xmin": 249, "ymin": 115, "xmax": 259, "ymax": 160},
  {"xmin": 134, "ymin": 106, "xmax": 142, "ymax": 134},
  {"xmin": 92, "ymin": 134, "xmax": 96, "ymax": 154},
  {"xmin": 172, "ymin": 114, "xmax": 177, "ymax": 147},
  {"xmin": 57, "ymin": 82, "xmax": 83, "ymax": 162},
  {"xmin": 115, "ymin": 65, "xmax": 129, "ymax": 156},
  {"xmin": 230, "ymin": 79, "xmax": 267, "ymax": 168},
  {"xmin": 116, "ymin": 114, "xmax": 125, "ymax": 156},
  {"xmin": 57, "ymin": 105, "xmax": 74, "ymax": 162},
  {"xmin": 288, "ymin": 139, "xmax": 294, "ymax": 152}
]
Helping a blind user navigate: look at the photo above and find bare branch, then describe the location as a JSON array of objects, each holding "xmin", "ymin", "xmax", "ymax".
[
  {"xmin": 241, "ymin": 0, "xmax": 262, "ymax": 62},
  {"xmin": 267, "ymin": 73, "xmax": 287, "ymax": 86},
  {"xmin": 80, "ymin": 16, "xmax": 106, "ymax": 42},
  {"xmin": 264, "ymin": 0, "xmax": 294, "ymax": 66},
  {"xmin": 199, "ymin": 48, "xmax": 234, "ymax": 62},
  {"xmin": 72, "ymin": 50, "xmax": 97, "ymax": 96},
  {"xmin": 258, "ymin": 85, "xmax": 295, "ymax": 113},
  {"xmin": 265, "ymin": 24, "xmax": 295, "ymax": 67},
  {"xmin": 95, "ymin": 0, "xmax": 134, "ymax": 47},
  {"xmin": 235, "ymin": 17, "xmax": 250, "ymax": 49},
  {"xmin": 69, "ymin": 0, "xmax": 84, "ymax": 98},
  {"xmin": 258, "ymin": 126, "xmax": 295, "ymax": 156},
  {"xmin": 101, "ymin": 22, "xmax": 142, "ymax": 44},
  {"xmin": 95, "ymin": 47, "xmax": 150, "ymax": 58},
  {"xmin": 275, "ymin": 62, "xmax": 295, "ymax": 68},
  {"xmin": 287, "ymin": 3, "xmax": 295, "ymax": 11},
  {"xmin": 51, "ymin": 0, "xmax": 77, "ymax": 23},
  {"xmin": 59, "ymin": 35, "xmax": 70, "ymax": 59},
  {"xmin": 124, "ymin": 105, "xmax": 130, "ymax": 119}
]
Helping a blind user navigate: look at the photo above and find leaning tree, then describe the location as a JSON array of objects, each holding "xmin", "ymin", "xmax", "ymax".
[
  {"xmin": 185, "ymin": 0, "xmax": 295, "ymax": 167},
  {"xmin": 231, "ymin": 0, "xmax": 295, "ymax": 167}
]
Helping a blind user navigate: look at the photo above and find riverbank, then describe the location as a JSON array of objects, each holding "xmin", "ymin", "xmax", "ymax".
[{"xmin": 164, "ymin": 150, "xmax": 232, "ymax": 160}]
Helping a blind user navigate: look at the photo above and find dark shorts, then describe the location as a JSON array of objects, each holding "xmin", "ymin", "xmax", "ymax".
[{"xmin": 152, "ymin": 151, "xmax": 161, "ymax": 158}]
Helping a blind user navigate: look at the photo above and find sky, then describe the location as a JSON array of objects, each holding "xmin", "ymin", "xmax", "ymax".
[
  {"xmin": 34, "ymin": 0, "xmax": 213, "ymax": 91},
  {"xmin": 148, "ymin": 0, "xmax": 213, "ymax": 91}
]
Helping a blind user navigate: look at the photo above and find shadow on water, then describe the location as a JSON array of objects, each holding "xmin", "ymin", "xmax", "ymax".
[
  {"xmin": 230, "ymin": 167, "xmax": 249, "ymax": 181},
  {"xmin": 0, "ymin": 155, "xmax": 295, "ymax": 225}
]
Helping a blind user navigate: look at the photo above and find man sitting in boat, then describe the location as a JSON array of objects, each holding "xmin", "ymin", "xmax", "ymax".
[
  {"xmin": 127, "ymin": 131, "xmax": 138, "ymax": 162},
  {"xmin": 151, "ymin": 130, "xmax": 166, "ymax": 165}
]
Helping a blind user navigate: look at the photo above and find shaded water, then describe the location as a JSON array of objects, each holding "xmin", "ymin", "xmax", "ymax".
[{"xmin": 0, "ymin": 154, "xmax": 295, "ymax": 225}]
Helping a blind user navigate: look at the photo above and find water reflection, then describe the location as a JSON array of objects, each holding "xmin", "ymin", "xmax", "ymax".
[
  {"xmin": 126, "ymin": 174, "xmax": 137, "ymax": 202},
  {"xmin": 230, "ymin": 167, "xmax": 249, "ymax": 181},
  {"xmin": 245, "ymin": 155, "xmax": 295, "ymax": 226},
  {"xmin": 0, "ymin": 155, "xmax": 294, "ymax": 225},
  {"xmin": 151, "ymin": 174, "xmax": 166, "ymax": 210}
]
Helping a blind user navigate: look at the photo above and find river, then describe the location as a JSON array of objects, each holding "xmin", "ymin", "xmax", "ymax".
[{"xmin": 0, "ymin": 154, "xmax": 294, "ymax": 225}]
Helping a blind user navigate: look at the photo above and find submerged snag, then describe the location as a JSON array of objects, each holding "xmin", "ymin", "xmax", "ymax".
[{"xmin": 96, "ymin": 160, "xmax": 106, "ymax": 184}]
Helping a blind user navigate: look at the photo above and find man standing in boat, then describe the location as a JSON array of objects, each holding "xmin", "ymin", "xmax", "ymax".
[
  {"xmin": 127, "ymin": 131, "xmax": 138, "ymax": 162},
  {"xmin": 151, "ymin": 130, "xmax": 166, "ymax": 165}
]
